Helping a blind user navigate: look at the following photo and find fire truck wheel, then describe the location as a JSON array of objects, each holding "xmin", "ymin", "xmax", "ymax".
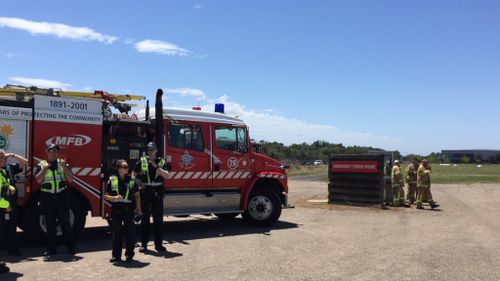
[
  {"xmin": 215, "ymin": 213, "xmax": 240, "ymax": 220},
  {"xmin": 25, "ymin": 193, "xmax": 87, "ymax": 241},
  {"xmin": 243, "ymin": 188, "xmax": 282, "ymax": 227}
]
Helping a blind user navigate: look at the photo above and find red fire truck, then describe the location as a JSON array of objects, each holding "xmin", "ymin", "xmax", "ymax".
[{"xmin": 0, "ymin": 85, "xmax": 290, "ymax": 239}]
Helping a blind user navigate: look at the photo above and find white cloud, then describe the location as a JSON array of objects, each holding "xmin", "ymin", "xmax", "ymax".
[
  {"xmin": 212, "ymin": 96, "xmax": 399, "ymax": 148},
  {"xmin": 164, "ymin": 87, "xmax": 206, "ymax": 100},
  {"xmin": 134, "ymin": 39, "xmax": 189, "ymax": 56},
  {"xmin": 0, "ymin": 17, "xmax": 117, "ymax": 44},
  {"xmin": 9, "ymin": 77, "xmax": 72, "ymax": 90},
  {"xmin": 165, "ymin": 91, "xmax": 400, "ymax": 149}
]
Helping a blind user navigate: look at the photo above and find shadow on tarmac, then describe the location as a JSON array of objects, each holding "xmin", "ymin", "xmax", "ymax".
[
  {"xmin": 1, "ymin": 271, "xmax": 23, "ymax": 281},
  {"xmin": 2, "ymin": 217, "xmax": 299, "ymax": 261},
  {"xmin": 112, "ymin": 260, "xmax": 150, "ymax": 268}
]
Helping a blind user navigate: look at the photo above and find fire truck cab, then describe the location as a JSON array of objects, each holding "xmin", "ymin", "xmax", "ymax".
[
  {"xmin": 0, "ymin": 86, "xmax": 289, "ymax": 240},
  {"xmin": 134, "ymin": 107, "xmax": 289, "ymax": 222}
]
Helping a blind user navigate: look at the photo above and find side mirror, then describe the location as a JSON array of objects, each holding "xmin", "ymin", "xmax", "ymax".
[{"xmin": 252, "ymin": 143, "xmax": 262, "ymax": 154}]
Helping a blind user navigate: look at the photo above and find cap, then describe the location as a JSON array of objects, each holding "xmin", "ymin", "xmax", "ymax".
[
  {"xmin": 46, "ymin": 143, "xmax": 60, "ymax": 151},
  {"xmin": 146, "ymin": 142, "xmax": 158, "ymax": 150},
  {"xmin": 394, "ymin": 160, "xmax": 400, "ymax": 164}
]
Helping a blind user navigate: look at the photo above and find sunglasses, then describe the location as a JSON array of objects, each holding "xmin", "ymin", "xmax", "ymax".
[{"xmin": 118, "ymin": 165, "xmax": 129, "ymax": 169}]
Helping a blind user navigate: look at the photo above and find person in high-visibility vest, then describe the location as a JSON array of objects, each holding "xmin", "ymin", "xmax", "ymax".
[
  {"xmin": 0, "ymin": 151, "xmax": 15, "ymax": 273},
  {"xmin": 35, "ymin": 143, "xmax": 75, "ymax": 256},
  {"xmin": 133, "ymin": 142, "xmax": 169, "ymax": 252},
  {"xmin": 0, "ymin": 149, "xmax": 27, "ymax": 256},
  {"xmin": 104, "ymin": 159, "xmax": 142, "ymax": 263}
]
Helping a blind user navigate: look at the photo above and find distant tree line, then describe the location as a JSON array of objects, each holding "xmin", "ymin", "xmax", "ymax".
[
  {"xmin": 257, "ymin": 140, "xmax": 387, "ymax": 164},
  {"xmin": 402, "ymin": 152, "xmax": 500, "ymax": 164},
  {"xmin": 257, "ymin": 140, "xmax": 500, "ymax": 164}
]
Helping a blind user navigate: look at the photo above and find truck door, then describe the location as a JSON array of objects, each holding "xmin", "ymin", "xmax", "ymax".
[
  {"xmin": 165, "ymin": 121, "xmax": 211, "ymax": 189},
  {"xmin": 211, "ymin": 126, "xmax": 252, "ymax": 188}
]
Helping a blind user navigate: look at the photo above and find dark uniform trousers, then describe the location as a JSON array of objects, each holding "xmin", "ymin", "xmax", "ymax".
[
  {"xmin": 141, "ymin": 188, "xmax": 163, "ymax": 248},
  {"xmin": 1, "ymin": 193, "xmax": 18, "ymax": 252},
  {"xmin": 6, "ymin": 195, "xmax": 18, "ymax": 252},
  {"xmin": 0, "ymin": 209, "xmax": 11, "ymax": 250},
  {"xmin": 111, "ymin": 207, "xmax": 135, "ymax": 258},
  {"xmin": 39, "ymin": 191, "xmax": 74, "ymax": 253}
]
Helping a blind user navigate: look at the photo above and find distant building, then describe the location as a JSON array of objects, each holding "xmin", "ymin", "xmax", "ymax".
[{"xmin": 440, "ymin": 149, "xmax": 500, "ymax": 163}]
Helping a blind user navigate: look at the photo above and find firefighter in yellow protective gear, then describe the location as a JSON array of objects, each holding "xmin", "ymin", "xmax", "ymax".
[
  {"xmin": 416, "ymin": 159, "xmax": 440, "ymax": 210},
  {"xmin": 405, "ymin": 159, "xmax": 419, "ymax": 204},
  {"xmin": 391, "ymin": 160, "xmax": 406, "ymax": 207}
]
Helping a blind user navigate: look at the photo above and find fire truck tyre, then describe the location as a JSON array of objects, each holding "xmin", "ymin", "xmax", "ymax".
[
  {"xmin": 243, "ymin": 189, "xmax": 282, "ymax": 227},
  {"xmin": 215, "ymin": 213, "xmax": 239, "ymax": 220},
  {"xmin": 26, "ymin": 193, "xmax": 87, "ymax": 241}
]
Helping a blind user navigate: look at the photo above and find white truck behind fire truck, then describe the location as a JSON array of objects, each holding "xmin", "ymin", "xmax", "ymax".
[{"xmin": 0, "ymin": 85, "xmax": 290, "ymax": 240}]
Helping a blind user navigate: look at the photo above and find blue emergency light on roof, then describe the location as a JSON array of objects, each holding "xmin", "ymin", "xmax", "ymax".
[{"xmin": 215, "ymin": 103, "xmax": 225, "ymax": 114}]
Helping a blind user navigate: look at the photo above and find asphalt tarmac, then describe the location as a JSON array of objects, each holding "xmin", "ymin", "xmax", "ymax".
[{"xmin": 3, "ymin": 180, "xmax": 500, "ymax": 281}]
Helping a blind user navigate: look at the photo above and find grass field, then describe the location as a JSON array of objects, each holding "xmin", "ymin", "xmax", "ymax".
[
  {"xmin": 287, "ymin": 164, "xmax": 328, "ymax": 177},
  {"xmin": 288, "ymin": 163, "xmax": 500, "ymax": 184},
  {"xmin": 415, "ymin": 164, "xmax": 500, "ymax": 184}
]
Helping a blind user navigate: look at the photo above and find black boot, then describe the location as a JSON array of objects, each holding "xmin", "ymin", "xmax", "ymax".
[
  {"xmin": 155, "ymin": 245, "xmax": 166, "ymax": 252},
  {"xmin": 125, "ymin": 254, "xmax": 134, "ymax": 262},
  {"xmin": 0, "ymin": 262, "xmax": 9, "ymax": 273},
  {"xmin": 109, "ymin": 257, "xmax": 122, "ymax": 263}
]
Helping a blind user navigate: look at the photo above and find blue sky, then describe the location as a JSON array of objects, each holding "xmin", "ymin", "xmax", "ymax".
[{"xmin": 1, "ymin": 0, "xmax": 499, "ymax": 155}]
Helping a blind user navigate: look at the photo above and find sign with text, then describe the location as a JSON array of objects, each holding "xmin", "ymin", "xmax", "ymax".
[
  {"xmin": 34, "ymin": 96, "xmax": 103, "ymax": 125},
  {"xmin": 0, "ymin": 106, "xmax": 32, "ymax": 120},
  {"xmin": 330, "ymin": 161, "xmax": 379, "ymax": 173}
]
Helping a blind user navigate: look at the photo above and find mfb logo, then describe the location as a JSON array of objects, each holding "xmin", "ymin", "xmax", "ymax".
[{"xmin": 46, "ymin": 134, "xmax": 91, "ymax": 147}]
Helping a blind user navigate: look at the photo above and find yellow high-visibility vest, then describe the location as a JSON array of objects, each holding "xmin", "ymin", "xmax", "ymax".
[
  {"xmin": 0, "ymin": 169, "xmax": 11, "ymax": 209},
  {"xmin": 109, "ymin": 175, "xmax": 135, "ymax": 200},
  {"xmin": 140, "ymin": 157, "xmax": 165, "ymax": 184},
  {"xmin": 40, "ymin": 160, "xmax": 67, "ymax": 194}
]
